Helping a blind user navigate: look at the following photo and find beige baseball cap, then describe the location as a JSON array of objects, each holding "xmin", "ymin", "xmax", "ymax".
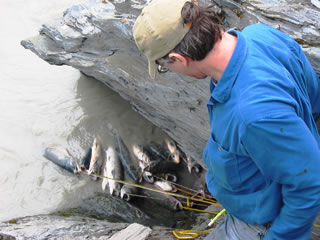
[{"xmin": 133, "ymin": 0, "xmax": 192, "ymax": 79}]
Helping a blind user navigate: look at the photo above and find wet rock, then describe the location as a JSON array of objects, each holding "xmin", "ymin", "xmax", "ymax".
[
  {"xmin": 108, "ymin": 223, "xmax": 152, "ymax": 240},
  {"xmin": 303, "ymin": 47, "xmax": 320, "ymax": 75},
  {"xmin": 0, "ymin": 213, "xmax": 179, "ymax": 240},
  {"xmin": 212, "ymin": 0, "xmax": 320, "ymax": 77},
  {"xmin": 21, "ymin": 0, "xmax": 320, "ymax": 168},
  {"xmin": 0, "ymin": 233, "xmax": 15, "ymax": 240},
  {"xmin": 1, "ymin": 209, "xmax": 319, "ymax": 240},
  {"xmin": 0, "ymin": 214, "xmax": 128, "ymax": 239},
  {"xmin": 191, "ymin": 204, "xmax": 225, "ymax": 231},
  {"xmin": 73, "ymin": 191, "xmax": 182, "ymax": 228},
  {"xmin": 74, "ymin": 192, "xmax": 154, "ymax": 225},
  {"xmin": 312, "ymin": 0, "xmax": 320, "ymax": 9}
]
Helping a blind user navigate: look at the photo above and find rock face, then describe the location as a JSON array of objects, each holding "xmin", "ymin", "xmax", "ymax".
[
  {"xmin": 108, "ymin": 223, "xmax": 152, "ymax": 240},
  {"xmin": 71, "ymin": 192, "xmax": 178, "ymax": 227},
  {"xmin": 0, "ymin": 214, "xmax": 129, "ymax": 239},
  {"xmin": 0, "ymin": 191, "xmax": 192, "ymax": 239},
  {"xmin": 21, "ymin": 0, "xmax": 320, "ymax": 166},
  {"xmin": 72, "ymin": 193, "xmax": 154, "ymax": 225},
  {"xmin": 1, "ymin": 205, "xmax": 319, "ymax": 239}
]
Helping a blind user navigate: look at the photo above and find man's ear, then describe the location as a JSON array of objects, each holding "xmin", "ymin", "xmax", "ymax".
[{"xmin": 168, "ymin": 53, "xmax": 189, "ymax": 66}]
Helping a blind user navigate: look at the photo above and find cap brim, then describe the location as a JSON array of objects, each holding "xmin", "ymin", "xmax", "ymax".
[{"xmin": 148, "ymin": 59, "xmax": 156, "ymax": 80}]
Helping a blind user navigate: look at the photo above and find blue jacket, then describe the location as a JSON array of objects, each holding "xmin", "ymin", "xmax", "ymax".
[{"xmin": 203, "ymin": 24, "xmax": 320, "ymax": 240}]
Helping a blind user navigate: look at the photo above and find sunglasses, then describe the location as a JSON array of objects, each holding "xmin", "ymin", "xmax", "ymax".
[{"xmin": 155, "ymin": 60, "xmax": 169, "ymax": 73}]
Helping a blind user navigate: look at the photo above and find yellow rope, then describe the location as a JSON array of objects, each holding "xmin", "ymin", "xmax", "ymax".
[
  {"xmin": 172, "ymin": 230, "xmax": 210, "ymax": 239},
  {"xmin": 172, "ymin": 208, "xmax": 226, "ymax": 239},
  {"xmin": 208, "ymin": 209, "xmax": 226, "ymax": 227},
  {"xmin": 90, "ymin": 173, "xmax": 320, "ymax": 236},
  {"xmin": 175, "ymin": 186, "xmax": 219, "ymax": 205},
  {"xmin": 181, "ymin": 206, "xmax": 219, "ymax": 215},
  {"xmin": 130, "ymin": 193, "xmax": 211, "ymax": 208},
  {"xmin": 90, "ymin": 173, "xmax": 214, "ymax": 206},
  {"xmin": 154, "ymin": 175, "xmax": 216, "ymax": 202},
  {"xmin": 180, "ymin": 200, "xmax": 213, "ymax": 208},
  {"xmin": 90, "ymin": 172, "xmax": 227, "ymax": 240},
  {"xmin": 91, "ymin": 173, "xmax": 189, "ymax": 197}
]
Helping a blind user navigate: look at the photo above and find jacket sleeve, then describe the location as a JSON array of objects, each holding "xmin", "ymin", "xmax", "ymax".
[{"xmin": 242, "ymin": 112, "xmax": 320, "ymax": 240}]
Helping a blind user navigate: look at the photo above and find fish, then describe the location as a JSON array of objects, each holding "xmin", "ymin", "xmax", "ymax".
[
  {"xmin": 144, "ymin": 141, "xmax": 170, "ymax": 161},
  {"xmin": 145, "ymin": 159, "xmax": 179, "ymax": 174},
  {"xmin": 150, "ymin": 172, "xmax": 178, "ymax": 183},
  {"xmin": 43, "ymin": 145, "xmax": 81, "ymax": 174},
  {"xmin": 163, "ymin": 173, "xmax": 178, "ymax": 183},
  {"xmin": 154, "ymin": 180, "xmax": 177, "ymax": 192},
  {"xmin": 103, "ymin": 146, "xmax": 123, "ymax": 197},
  {"xmin": 88, "ymin": 136, "xmax": 104, "ymax": 180},
  {"xmin": 79, "ymin": 147, "xmax": 92, "ymax": 171},
  {"xmin": 143, "ymin": 142, "xmax": 179, "ymax": 174},
  {"xmin": 111, "ymin": 128, "xmax": 138, "ymax": 181},
  {"xmin": 192, "ymin": 171, "xmax": 210, "ymax": 199},
  {"xmin": 165, "ymin": 139, "xmax": 181, "ymax": 164},
  {"xmin": 185, "ymin": 155, "xmax": 202, "ymax": 174},
  {"xmin": 142, "ymin": 171, "xmax": 155, "ymax": 183},
  {"xmin": 132, "ymin": 144, "xmax": 151, "ymax": 171},
  {"xmin": 101, "ymin": 148, "xmax": 109, "ymax": 192},
  {"xmin": 120, "ymin": 184, "xmax": 138, "ymax": 201},
  {"xmin": 101, "ymin": 165, "xmax": 109, "ymax": 192},
  {"xmin": 141, "ymin": 188, "xmax": 182, "ymax": 211}
]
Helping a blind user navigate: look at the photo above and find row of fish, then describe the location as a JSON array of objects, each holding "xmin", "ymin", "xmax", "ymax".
[{"xmin": 43, "ymin": 128, "xmax": 203, "ymax": 211}]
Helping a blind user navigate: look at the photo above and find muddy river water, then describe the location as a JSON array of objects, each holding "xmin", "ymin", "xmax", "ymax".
[{"xmin": 0, "ymin": 0, "xmax": 168, "ymax": 222}]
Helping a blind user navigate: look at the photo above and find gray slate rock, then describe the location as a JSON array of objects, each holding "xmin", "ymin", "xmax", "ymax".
[
  {"xmin": 0, "ymin": 214, "xmax": 128, "ymax": 240},
  {"xmin": 74, "ymin": 192, "xmax": 154, "ymax": 225},
  {"xmin": 312, "ymin": 0, "xmax": 320, "ymax": 9},
  {"xmin": 21, "ymin": 0, "xmax": 320, "ymax": 167},
  {"xmin": 108, "ymin": 223, "xmax": 152, "ymax": 240},
  {"xmin": 0, "ymin": 233, "xmax": 16, "ymax": 240},
  {"xmin": 1, "ymin": 205, "xmax": 319, "ymax": 240}
]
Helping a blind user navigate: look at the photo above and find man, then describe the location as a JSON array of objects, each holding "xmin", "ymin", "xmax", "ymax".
[{"xmin": 133, "ymin": 0, "xmax": 320, "ymax": 239}]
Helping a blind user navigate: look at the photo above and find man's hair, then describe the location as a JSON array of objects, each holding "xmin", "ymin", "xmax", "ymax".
[{"xmin": 158, "ymin": 1, "xmax": 224, "ymax": 64}]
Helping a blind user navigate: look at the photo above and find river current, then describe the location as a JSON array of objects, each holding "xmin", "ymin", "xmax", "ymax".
[{"xmin": 0, "ymin": 0, "xmax": 166, "ymax": 222}]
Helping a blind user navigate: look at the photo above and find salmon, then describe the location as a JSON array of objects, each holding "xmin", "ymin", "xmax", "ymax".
[
  {"xmin": 103, "ymin": 146, "xmax": 123, "ymax": 196},
  {"xmin": 43, "ymin": 145, "xmax": 81, "ymax": 174},
  {"xmin": 88, "ymin": 136, "xmax": 104, "ymax": 180}
]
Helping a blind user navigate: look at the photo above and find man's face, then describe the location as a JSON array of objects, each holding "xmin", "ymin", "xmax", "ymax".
[{"xmin": 160, "ymin": 56, "xmax": 207, "ymax": 80}]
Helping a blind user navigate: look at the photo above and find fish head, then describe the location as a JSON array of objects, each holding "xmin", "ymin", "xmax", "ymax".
[
  {"xmin": 154, "ymin": 180, "xmax": 176, "ymax": 192},
  {"xmin": 132, "ymin": 144, "xmax": 142, "ymax": 156},
  {"xmin": 172, "ymin": 152, "xmax": 180, "ymax": 164},
  {"xmin": 142, "ymin": 171, "xmax": 154, "ymax": 183},
  {"xmin": 87, "ymin": 169, "xmax": 99, "ymax": 180},
  {"xmin": 120, "ymin": 185, "xmax": 134, "ymax": 201},
  {"xmin": 110, "ymin": 188, "xmax": 120, "ymax": 197},
  {"xmin": 186, "ymin": 156, "xmax": 202, "ymax": 174},
  {"xmin": 132, "ymin": 144, "xmax": 150, "ymax": 164},
  {"xmin": 173, "ymin": 199, "xmax": 183, "ymax": 211},
  {"xmin": 164, "ymin": 173, "xmax": 177, "ymax": 182},
  {"xmin": 138, "ymin": 159, "xmax": 148, "ymax": 171},
  {"xmin": 165, "ymin": 139, "xmax": 177, "ymax": 153},
  {"xmin": 88, "ymin": 163, "xmax": 100, "ymax": 176},
  {"xmin": 186, "ymin": 155, "xmax": 194, "ymax": 173}
]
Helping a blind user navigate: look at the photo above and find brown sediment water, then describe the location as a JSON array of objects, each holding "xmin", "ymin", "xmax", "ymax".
[{"xmin": 0, "ymin": 0, "xmax": 167, "ymax": 222}]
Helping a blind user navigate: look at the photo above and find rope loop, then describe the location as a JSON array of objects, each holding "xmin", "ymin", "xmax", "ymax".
[{"xmin": 173, "ymin": 230, "xmax": 210, "ymax": 239}]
